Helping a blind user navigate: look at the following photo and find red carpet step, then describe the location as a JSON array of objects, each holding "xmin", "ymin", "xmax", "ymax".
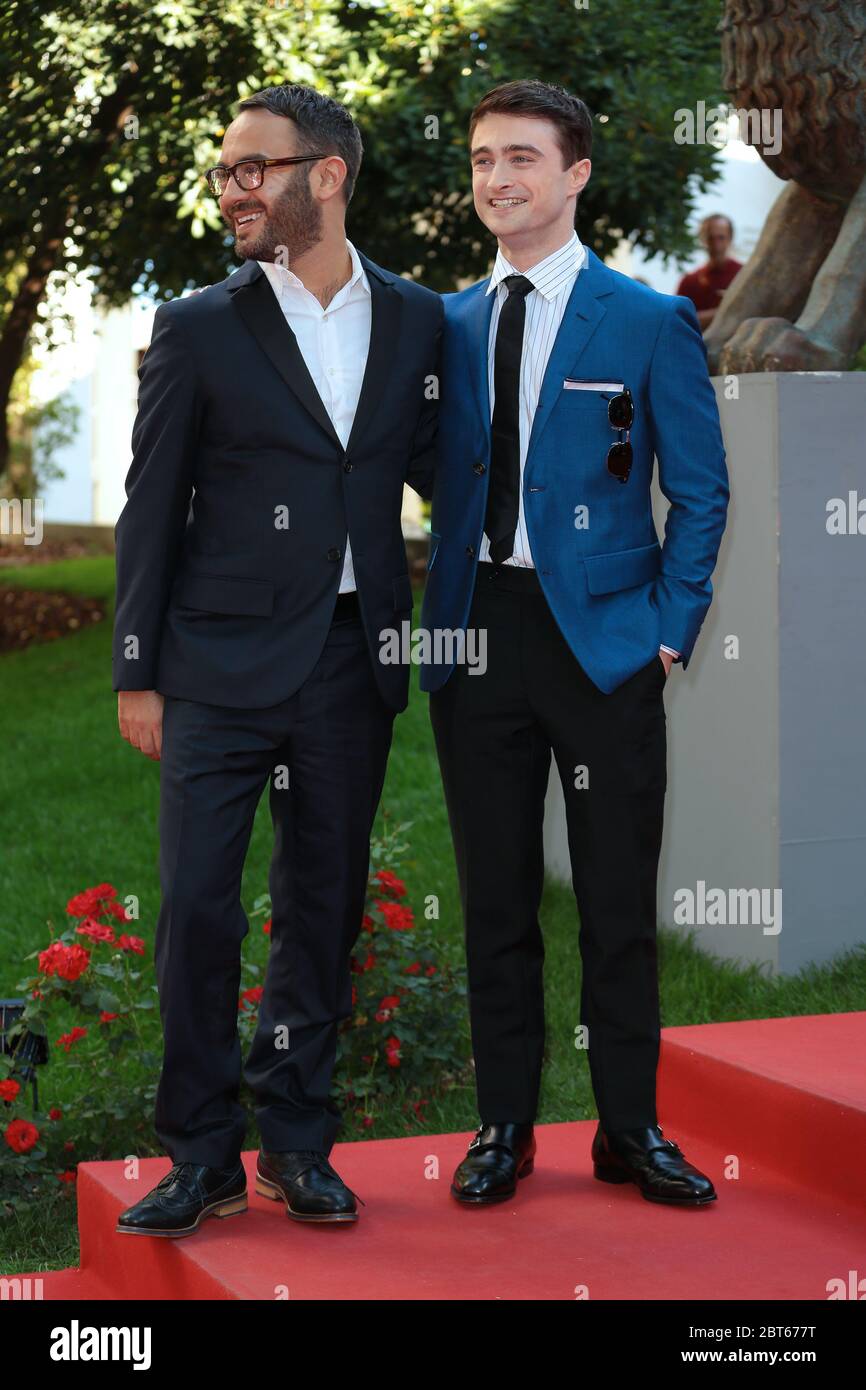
[{"xmin": 9, "ymin": 1012, "xmax": 866, "ymax": 1301}]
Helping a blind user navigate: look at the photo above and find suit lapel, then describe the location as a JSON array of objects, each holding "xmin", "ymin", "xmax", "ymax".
[
  {"xmin": 229, "ymin": 261, "xmax": 341, "ymax": 449},
  {"xmin": 347, "ymin": 254, "xmax": 403, "ymax": 455},
  {"xmin": 228, "ymin": 253, "xmax": 403, "ymax": 455},
  {"xmin": 525, "ymin": 247, "xmax": 612, "ymax": 460},
  {"xmin": 462, "ymin": 280, "xmax": 495, "ymax": 437}
]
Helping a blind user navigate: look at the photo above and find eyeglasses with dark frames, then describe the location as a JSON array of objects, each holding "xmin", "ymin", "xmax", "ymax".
[
  {"xmin": 605, "ymin": 388, "xmax": 634, "ymax": 483},
  {"xmin": 204, "ymin": 155, "xmax": 328, "ymax": 199}
]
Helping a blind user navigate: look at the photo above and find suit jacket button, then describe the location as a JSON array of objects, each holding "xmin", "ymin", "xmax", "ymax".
[
  {"xmin": 343, "ymin": 459, "xmax": 353, "ymax": 472},
  {"xmin": 473, "ymin": 462, "xmax": 486, "ymax": 475},
  {"xmin": 465, "ymin": 544, "xmax": 476, "ymax": 557},
  {"xmin": 327, "ymin": 547, "xmax": 342, "ymax": 562}
]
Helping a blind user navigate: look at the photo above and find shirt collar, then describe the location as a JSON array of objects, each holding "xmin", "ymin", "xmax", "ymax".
[
  {"xmin": 486, "ymin": 229, "xmax": 586, "ymax": 299},
  {"xmin": 259, "ymin": 238, "xmax": 369, "ymax": 302}
]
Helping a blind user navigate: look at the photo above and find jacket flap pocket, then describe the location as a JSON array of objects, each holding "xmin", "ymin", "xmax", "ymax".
[
  {"xmin": 583, "ymin": 541, "xmax": 661, "ymax": 596},
  {"xmin": 174, "ymin": 572, "xmax": 274, "ymax": 617},
  {"xmin": 393, "ymin": 572, "xmax": 414, "ymax": 611}
]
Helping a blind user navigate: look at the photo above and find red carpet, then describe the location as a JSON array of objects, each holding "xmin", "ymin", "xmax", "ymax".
[{"xmin": 11, "ymin": 1012, "xmax": 866, "ymax": 1301}]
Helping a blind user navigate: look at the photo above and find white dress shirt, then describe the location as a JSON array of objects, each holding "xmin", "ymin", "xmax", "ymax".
[
  {"xmin": 480, "ymin": 230, "xmax": 679, "ymax": 659},
  {"xmin": 480, "ymin": 229, "xmax": 587, "ymax": 569},
  {"xmin": 260, "ymin": 240, "xmax": 370, "ymax": 593}
]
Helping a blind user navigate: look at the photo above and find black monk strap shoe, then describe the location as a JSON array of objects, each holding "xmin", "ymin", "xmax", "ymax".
[
  {"xmin": 451, "ymin": 1122, "xmax": 536, "ymax": 1205},
  {"xmin": 592, "ymin": 1123, "xmax": 717, "ymax": 1206},
  {"xmin": 256, "ymin": 1149, "xmax": 361, "ymax": 1223},
  {"xmin": 116, "ymin": 1160, "xmax": 247, "ymax": 1237}
]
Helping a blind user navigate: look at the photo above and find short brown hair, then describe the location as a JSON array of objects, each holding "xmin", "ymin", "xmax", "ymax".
[
  {"xmin": 238, "ymin": 84, "xmax": 363, "ymax": 205},
  {"xmin": 469, "ymin": 79, "xmax": 593, "ymax": 169}
]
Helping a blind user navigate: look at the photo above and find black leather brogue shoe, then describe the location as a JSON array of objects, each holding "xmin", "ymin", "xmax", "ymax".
[
  {"xmin": 451, "ymin": 1122, "xmax": 536, "ymax": 1205},
  {"xmin": 592, "ymin": 1124, "xmax": 717, "ymax": 1206},
  {"xmin": 116, "ymin": 1160, "xmax": 247, "ymax": 1237},
  {"xmin": 256, "ymin": 1150, "xmax": 360, "ymax": 1223}
]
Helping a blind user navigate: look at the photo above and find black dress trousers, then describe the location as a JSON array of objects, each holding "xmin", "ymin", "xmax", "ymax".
[
  {"xmin": 429, "ymin": 562, "xmax": 667, "ymax": 1133},
  {"xmin": 153, "ymin": 609, "xmax": 394, "ymax": 1168}
]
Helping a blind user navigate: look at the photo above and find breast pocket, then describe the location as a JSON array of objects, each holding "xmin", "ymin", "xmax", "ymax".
[{"xmin": 556, "ymin": 387, "xmax": 616, "ymax": 425}]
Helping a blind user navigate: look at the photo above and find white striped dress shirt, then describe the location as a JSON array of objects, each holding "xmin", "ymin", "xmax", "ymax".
[{"xmin": 479, "ymin": 230, "xmax": 586, "ymax": 568}]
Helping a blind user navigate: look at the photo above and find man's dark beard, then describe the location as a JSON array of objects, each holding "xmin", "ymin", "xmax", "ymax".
[{"xmin": 227, "ymin": 166, "xmax": 323, "ymax": 265}]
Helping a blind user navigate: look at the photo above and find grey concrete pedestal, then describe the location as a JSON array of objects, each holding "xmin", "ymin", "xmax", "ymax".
[{"xmin": 543, "ymin": 372, "xmax": 866, "ymax": 973}]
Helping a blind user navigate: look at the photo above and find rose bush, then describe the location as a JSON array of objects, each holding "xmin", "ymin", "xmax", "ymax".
[{"xmin": 1, "ymin": 824, "xmax": 468, "ymax": 1210}]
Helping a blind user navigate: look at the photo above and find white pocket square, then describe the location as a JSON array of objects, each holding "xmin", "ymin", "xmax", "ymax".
[{"xmin": 563, "ymin": 378, "xmax": 624, "ymax": 393}]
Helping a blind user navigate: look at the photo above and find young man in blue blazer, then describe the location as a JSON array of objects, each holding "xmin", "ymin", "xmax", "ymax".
[{"xmin": 421, "ymin": 80, "xmax": 729, "ymax": 1206}]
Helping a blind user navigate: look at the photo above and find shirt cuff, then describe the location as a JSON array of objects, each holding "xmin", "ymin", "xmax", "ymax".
[{"xmin": 659, "ymin": 645, "xmax": 680, "ymax": 658}]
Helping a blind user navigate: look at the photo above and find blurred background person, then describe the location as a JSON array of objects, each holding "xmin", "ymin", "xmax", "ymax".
[{"xmin": 676, "ymin": 213, "xmax": 742, "ymax": 330}]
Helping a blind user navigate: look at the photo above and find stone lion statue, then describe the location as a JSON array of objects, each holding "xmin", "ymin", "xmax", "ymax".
[{"xmin": 704, "ymin": 0, "xmax": 866, "ymax": 373}]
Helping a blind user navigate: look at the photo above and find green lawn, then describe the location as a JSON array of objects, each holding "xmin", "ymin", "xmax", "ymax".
[{"xmin": 2, "ymin": 553, "xmax": 865, "ymax": 1271}]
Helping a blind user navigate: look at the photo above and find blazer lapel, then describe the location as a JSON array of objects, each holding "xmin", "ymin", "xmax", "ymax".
[
  {"xmin": 525, "ymin": 248, "xmax": 612, "ymax": 460},
  {"xmin": 346, "ymin": 254, "xmax": 403, "ymax": 455},
  {"xmin": 462, "ymin": 280, "xmax": 495, "ymax": 438},
  {"xmin": 229, "ymin": 260, "xmax": 342, "ymax": 449},
  {"xmin": 229, "ymin": 253, "xmax": 404, "ymax": 458}
]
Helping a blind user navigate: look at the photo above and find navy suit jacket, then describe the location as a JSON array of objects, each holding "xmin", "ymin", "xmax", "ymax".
[
  {"xmin": 113, "ymin": 253, "xmax": 442, "ymax": 712},
  {"xmin": 420, "ymin": 246, "xmax": 729, "ymax": 694}
]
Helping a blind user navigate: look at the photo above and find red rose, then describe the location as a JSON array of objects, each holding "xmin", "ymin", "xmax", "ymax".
[
  {"xmin": 5, "ymin": 1118, "xmax": 39, "ymax": 1154},
  {"xmin": 379, "ymin": 902, "xmax": 414, "ymax": 932},
  {"xmin": 76, "ymin": 919, "xmax": 117, "ymax": 944},
  {"xmin": 376, "ymin": 995, "xmax": 400, "ymax": 1020},
  {"xmin": 49, "ymin": 1107, "xmax": 62, "ymax": 1121},
  {"xmin": 99, "ymin": 1012, "xmax": 118, "ymax": 1024},
  {"xmin": 66, "ymin": 884, "xmax": 118, "ymax": 919},
  {"xmin": 373, "ymin": 869, "xmax": 407, "ymax": 898},
  {"xmin": 38, "ymin": 941, "xmax": 90, "ymax": 981},
  {"xmin": 55, "ymin": 1026, "xmax": 87, "ymax": 1053},
  {"xmin": 362, "ymin": 914, "xmax": 375, "ymax": 933},
  {"xmin": 238, "ymin": 986, "xmax": 264, "ymax": 1012},
  {"xmin": 425, "ymin": 965, "xmax": 437, "ymax": 977},
  {"xmin": 385, "ymin": 1036, "xmax": 402, "ymax": 1068},
  {"xmin": 117, "ymin": 935, "xmax": 145, "ymax": 955},
  {"xmin": 262, "ymin": 918, "xmax": 272, "ymax": 935},
  {"xmin": 58, "ymin": 1170, "xmax": 76, "ymax": 1184},
  {"xmin": 0, "ymin": 1079, "xmax": 21, "ymax": 1103},
  {"xmin": 63, "ymin": 1140, "xmax": 75, "ymax": 1151},
  {"xmin": 404, "ymin": 961, "xmax": 421, "ymax": 975}
]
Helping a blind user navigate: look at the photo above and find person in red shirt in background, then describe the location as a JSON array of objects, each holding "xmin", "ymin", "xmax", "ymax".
[{"xmin": 676, "ymin": 213, "xmax": 743, "ymax": 330}]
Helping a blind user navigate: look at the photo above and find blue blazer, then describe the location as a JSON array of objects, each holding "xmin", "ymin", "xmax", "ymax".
[{"xmin": 419, "ymin": 246, "xmax": 729, "ymax": 694}]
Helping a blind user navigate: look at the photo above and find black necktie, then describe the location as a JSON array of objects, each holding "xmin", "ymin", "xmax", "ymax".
[{"xmin": 485, "ymin": 274, "xmax": 535, "ymax": 563}]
